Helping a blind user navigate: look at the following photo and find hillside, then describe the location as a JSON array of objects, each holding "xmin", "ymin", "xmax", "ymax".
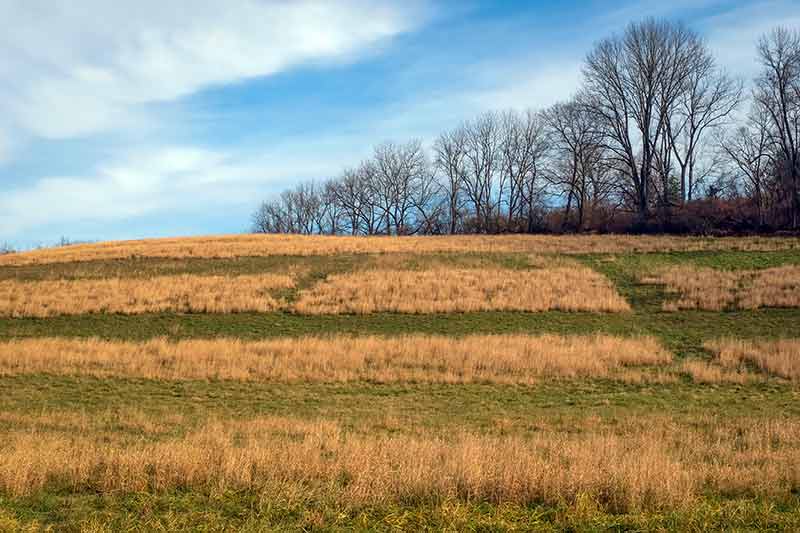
[{"xmin": 0, "ymin": 234, "xmax": 799, "ymax": 530}]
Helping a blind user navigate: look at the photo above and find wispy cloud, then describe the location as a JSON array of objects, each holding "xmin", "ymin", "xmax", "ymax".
[
  {"xmin": 0, "ymin": 0, "xmax": 428, "ymax": 140},
  {"xmin": 0, "ymin": 132, "xmax": 378, "ymax": 238},
  {"xmin": 0, "ymin": 0, "xmax": 430, "ymax": 242},
  {"xmin": 702, "ymin": 0, "xmax": 800, "ymax": 80}
]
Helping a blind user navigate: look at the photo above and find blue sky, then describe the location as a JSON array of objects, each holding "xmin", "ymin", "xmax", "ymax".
[{"xmin": 1, "ymin": 0, "xmax": 798, "ymax": 247}]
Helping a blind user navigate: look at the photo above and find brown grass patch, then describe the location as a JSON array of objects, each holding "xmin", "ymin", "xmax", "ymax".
[
  {"xmin": 0, "ymin": 274, "xmax": 294, "ymax": 318},
  {"xmin": 705, "ymin": 338, "xmax": 800, "ymax": 380},
  {"xmin": 642, "ymin": 265, "xmax": 800, "ymax": 311},
  {"xmin": 293, "ymin": 266, "xmax": 630, "ymax": 314},
  {"xmin": 0, "ymin": 415, "xmax": 798, "ymax": 512},
  {"xmin": 1, "ymin": 234, "xmax": 797, "ymax": 266},
  {"xmin": 679, "ymin": 359, "xmax": 756, "ymax": 384},
  {"xmin": 0, "ymin": 334, "xmax": 670, "ymax": 383}
]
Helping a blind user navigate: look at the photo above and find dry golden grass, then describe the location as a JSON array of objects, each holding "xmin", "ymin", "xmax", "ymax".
[
  {"xmin": 741, "ymin": 266, "xmax": 800, "ymax": 309},
  {"xmin": 0, "ymin": 273, "xmax": 294, "ymax": 318},
  {"xmin": 643, "ymin": 265, "xmax": 800, "ymax": 311},
  {"xmin": 705, "ymin": 338, "xmax": 800, "ymax": 380},
  {"xmin": 1, "ymin": 234, "xmax": 797, "ymax": 266},
  {"xmin": 0, "ymin": 334, "xmax": 670, "ymax": 383},
  {"xmin": 679, "ymin": 359, "xmax": 756, "ymax": 384},
  {"xmin": 0, "ymin": 414, "xmax": 798, "ymax": 513},
  {"xmin": 293, "ymin": 266, "xmax": 630, "ymax": 314}
]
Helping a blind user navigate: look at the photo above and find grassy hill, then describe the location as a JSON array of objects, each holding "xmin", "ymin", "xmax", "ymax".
[{"xmin": 0, "ymin": 234, "xmax": 799, "ymax": 531}]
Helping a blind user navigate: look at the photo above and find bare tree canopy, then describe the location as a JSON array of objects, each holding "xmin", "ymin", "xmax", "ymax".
[
  {"xmin": 582, "ymin": 20, "xmax": 704, "ymax": 220},
  {"xmin": 543, "ymin": 98, "xmax": 612, "ymax": 231},
  {"xmin": 753, "ymin": 27, "xmax": 800, "ymax": 228},
  {"xmin": 252, "ymin": 21, "xmax": 800, "ymax": 236}
]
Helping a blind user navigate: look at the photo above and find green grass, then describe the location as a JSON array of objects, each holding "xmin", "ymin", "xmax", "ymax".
[
  {"xmin": 1, "ymin": 247, "xmax": 799, "ymax": 529},
  {"xmin": 1, "ymin": 375, "xmax": 796, "ymax": 434},
  {"xmin": 3, "ymin": 492, "xmax": 800, "ymax": 532}
]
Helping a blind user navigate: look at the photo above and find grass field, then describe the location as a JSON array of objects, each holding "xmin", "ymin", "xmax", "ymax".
[{"xmin": 0, "ymin": 234, "xmax": 799, "ymax": 531}]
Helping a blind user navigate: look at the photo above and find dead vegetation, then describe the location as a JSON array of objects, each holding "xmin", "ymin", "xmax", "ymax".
[
  {"xmin": 1, "ymin": 234, "xmax": 797, "ymax": 266},
  {"xmin": 0, "ymin": 334, "xmax": 670, "ymax": 383},
  {"xmin": 642, "ymin": 265, "xmax": 800, "ymax": 311},
  {"xmin": 293, "ymin": 266, "xmax": 630, "ymax": 314},
  {"xmin": 0, "ymin": 274, "xmax": 294, "ymax": 318},
  {"xmin": 679, "ymin": 359, "xmax": 756, "ymax": 384},
  {"xmin": 705, "ymin": 338, "xmax": 800, "ymax": 380},
  {"xmin": 0, "ymin": 265, "xmax": 627, "ymax": 317},
  {"xmin": 0, "ymin": 414, "xmax": 797, "ymax": 513},
  {"xmin": 677, "ymin": 337, "xmax": 800, "ymax": 383}
]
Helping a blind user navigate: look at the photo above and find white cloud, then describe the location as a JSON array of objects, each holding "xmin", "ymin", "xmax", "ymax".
[
  {"xmin": 0, "ymin": 0, "xmax": 427, "ymax": 139},
  {"xmin": 703, "ymin": 0, "xmax": 800, "ymax": 80},
  {"xmin": 0, "ymin": 134, "xmax": 374, "ymax": 237},
  {"xmin": 601, "ymin": 0, "xmax": 722, "ymax": 28},
  {"xmin": 362, "ymin": 55, "xmax": 585, "ymax": 149},
  {"xmin": 0, "ymin": 0, "xmax": 429, "ymax": 240},
  {"xmin": 462, "ymin": 61, "xmax": 584, "ymax": 112}
]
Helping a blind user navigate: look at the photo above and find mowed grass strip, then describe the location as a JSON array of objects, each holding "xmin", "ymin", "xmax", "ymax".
[
  {"xmin": 1, "ymin": 414, "xmax": 798, "ymax": 514},
  {"xmin": 0, "ymin": 274, "xmax": 295, "ymax": 318},
  {"xmin": 2, "ymin": 234, "xmax": 798, "ymax": 266},
  {"xmin": 293, "ymin": 266, "xmax": 630, "ymax": 314},
  {"xmin": 642, "ymin": 265, "xmax": 800, "ymax": 311},
  {"xmin": 0, "ymin": 334, "xmax": 670, "ymax": 383}
]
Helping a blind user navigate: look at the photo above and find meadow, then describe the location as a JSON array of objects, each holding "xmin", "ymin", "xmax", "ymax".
[{"xmin": 0, "ymin": 234, "xmax": 799, "ymax": 531}]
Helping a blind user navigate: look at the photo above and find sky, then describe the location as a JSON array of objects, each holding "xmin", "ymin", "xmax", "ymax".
[{"xmin": 1, "ymin": 0, "xmax": 799, "ymax": 247}]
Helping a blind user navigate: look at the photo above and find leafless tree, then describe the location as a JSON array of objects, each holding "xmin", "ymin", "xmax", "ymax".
[
  {"xmin": 252, "ymin": 194, "xmax": 290, "ymax": 234},
  {"xmin": 462, "ymin": 112, "xmax": 502, "ymax": 232},
  {"xmin": 251, "ymin": 22, "xmax": 800, "ymax": 235},
  {"xmin": 251, "ymin": 181, "xmax": 329, "ymax": 235},
  {"xmin": 320, "ymin": 178, "xmax": 344, "ymax": 235},
  {"xmin": 543, "ymin": 99, "xmax": 612, "ymax": 231},
  {"xmin": 719, "ymin": 118, "xmax": 773, "ymax": 226},
  {"xmin": 583, "ymin": 19, "xmax": 700, "ymax": 221},
  {"xmin": 331, "ymin": 165, "xmax": 380, "ymax": 235},
  {"xmin": 666, "ymin": 45, "xmax": 743, "ymax": 203},
  {"xmin": 434, "ymin": 126, "xmax": 468, "ymax": 234},
  {"xmin": 499, "ymin": 109, "xmax": 550, "ymax": 231},
  {"xmin": 753, "ymin": 27, "xmax": 800, "ymax": 228},
  {"xmin": 370, "ymin": 140, "xmax": 429, "ymax": 235}
]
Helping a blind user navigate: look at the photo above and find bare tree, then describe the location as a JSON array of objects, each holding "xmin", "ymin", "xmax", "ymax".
[
  {"xmin": 409, "ymin": 163, "xmax": 444, "ymax": 235},
  {"xmin": 331, "ymin": 166, "xmax": 379, "ymax": 235},
  {"xmin": 583, "ymin": 19, "xmax": 700, "ymax": 221},
  {"xmin": 544, "ymin": 99, "xmax": 612, "ymax": 231},
  {"xmin": 720, "ymin": 119, "xmax": 773, "ymax": 227},
  {"xmin": 251, "ymin": 181, "xmax": 330, "ymax": 235},
  {"xmin": 371, "ymin": 140, "xmax": 429, "ymax": 235},
  {"xmin": 499, "ymin": 109, "xmax": 550, "ymax": 231},
  {"xmin": 462, "ymin": 112, "xmax": 502, "ymax": 232},
  {"xmin": 252, "ymin": 195, "xmax": 291, "ymax": 234},
  {"xmin": 434, "ymin": 126, "xmax": 468, "ymax": 234},
  {"xmin": 666, "ymin": 44, "xmax": 743, "ymax": 203},
  {"xmin": 320, "ymin": 178, "xmax": 344, "ymax": 235},
  {"xmin": 753, "ymin": 27, "xmax": 800, "ymax": 228},
  {"xmin": 251, "ymin": 20, "xmax": 800, "ymax": 235}
]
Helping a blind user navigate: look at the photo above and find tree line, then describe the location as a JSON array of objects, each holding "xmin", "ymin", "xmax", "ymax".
[{"xmin": 253, "ymin": 20, "xmax": 800, "ymax": 235}]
